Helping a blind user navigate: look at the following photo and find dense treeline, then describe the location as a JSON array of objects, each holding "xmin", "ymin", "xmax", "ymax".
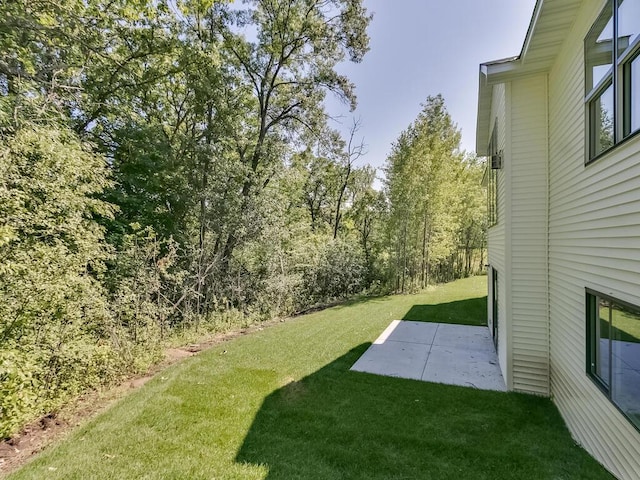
[
  {"xmin": 385, "ymin": 95, "xmax": 485, "ymax": 291},
  {"xmin": 0, "ymin": 1, "xmax": 484, "ymax": 438}
]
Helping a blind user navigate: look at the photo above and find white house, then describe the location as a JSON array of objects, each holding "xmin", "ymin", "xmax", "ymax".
[{"xmin": 476, "ymin": 0, "xmax": 640, "ymax": 478}]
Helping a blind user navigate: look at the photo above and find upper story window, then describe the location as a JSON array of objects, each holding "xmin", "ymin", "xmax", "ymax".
[
  {"xmin": 585, "ymin": 0, "xmax": 640, "ymax": 162},
  {"xmin": 487, "ymin": 122, "xmax": 499, "ymax": 227}
]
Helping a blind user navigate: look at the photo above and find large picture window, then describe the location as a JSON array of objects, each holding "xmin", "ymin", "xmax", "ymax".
[
  {"xmin": 585, "ymin": 0, "xmax": 640, "ymax": 161},
  {"xmin": 586, "ymin": 289, "xmax": 640, "ymax": 430}
]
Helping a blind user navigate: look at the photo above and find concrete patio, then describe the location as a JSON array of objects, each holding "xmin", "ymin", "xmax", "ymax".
[{"xmin": 350, "ymin": 320, "xmax": 506, "ymax": 391}]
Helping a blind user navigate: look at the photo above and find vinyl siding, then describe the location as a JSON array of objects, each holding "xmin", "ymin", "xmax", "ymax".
[
  {"xmin": 510, "ymin": 74, "xmax": 550, "ymax": 395},
  {"xmin": 547, "ymin": 2, "xmax": 640, "ymax": 478},
  {"xmin": 487, "ymin": 83, "xmax": 509, "ymax": 384}
]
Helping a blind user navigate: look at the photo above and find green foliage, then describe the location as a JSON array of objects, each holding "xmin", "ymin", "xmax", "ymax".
[
  {"xmin": 5, "ymin": 277, "xmax": 612, "ymax": 480},
  {"xmin": 106, "ymin": 226, "xmax": 178, "ymax": 362},
  {"xmin": 0, "ymin": 0, "xmax": 486, "ymax": 443},
  {"xmin": 0, "ymin": 126, "xmax": 113, "ymax": 341},
  {"xmin": 104, "ymin": 126, "xmax": 192, "ymax": 242},
  {"xmin": 302, "ymin": 237, "xmax": 367, "ymax": 304},
  {"xmin": 0, "ymin": 349, "xmax": 38, "ymax": 439},
  {"xmin": 0, "ymin": 125, "xmax": 117, "ymax": 437},
  {"xmin": 0, "ymin": 0, "xmax": 382, "ymax": 440},
  {"xmin": 0, "ymin": 127, "xmax": 178, "ymax": 438},
  {"xmin": 384, "ymin": 95, "xmax": 486, "ymax": 291}
]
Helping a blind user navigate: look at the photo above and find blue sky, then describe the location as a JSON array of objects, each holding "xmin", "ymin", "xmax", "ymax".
[{"xmin": 324, "ymin": 0, "xmax": 537, "ymax": 173}]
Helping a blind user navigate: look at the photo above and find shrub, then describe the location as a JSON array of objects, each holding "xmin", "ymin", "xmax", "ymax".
[
  {"xmin": 0, "ymin": 125, "xmax": 115, "ymax": 438},
  {"xmin": 0, "ymin": 349, "xmax": 38, "ymax": 439},
  {"xmin": 301, "ymin": 238, "xmax": 367, "ymax": 304}
]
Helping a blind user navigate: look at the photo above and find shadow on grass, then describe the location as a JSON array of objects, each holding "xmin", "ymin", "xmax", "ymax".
[
  {"xmin": 403, "ymin": 297, "xmax": 488, "ymax": 326},
  {"xmin": 235, "ymin": 344, "xmax": 612, "ymax": 480}
]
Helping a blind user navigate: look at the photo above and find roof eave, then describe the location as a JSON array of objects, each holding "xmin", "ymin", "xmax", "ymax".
[
  {"xmin": 475, "ymin": 0, "xmax": 585, "ymax": 155},
  {"xmin": 519, "ymin": 0, "xmax": 544, "ymax": 60},
  {"xmin": 475, "ymin": 58, "xmax": 521, "ymax": 154},
  {"xmin": 475, "ymin": 68, "xmax": 492, "ymax": 154}
]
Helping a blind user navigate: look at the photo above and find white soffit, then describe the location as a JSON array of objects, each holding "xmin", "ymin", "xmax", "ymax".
[{"xmin": 476, "ymin": 0, "xmax": 583, "ymax": 154}]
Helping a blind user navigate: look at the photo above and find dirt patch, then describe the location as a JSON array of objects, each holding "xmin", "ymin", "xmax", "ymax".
[
  {"xmin": 0, "ymin": 317, "xmax": 286, "ymax": 477},
  {"xmin": 165, "ymin": 347, "xmax": 195, "ymax": 361}
]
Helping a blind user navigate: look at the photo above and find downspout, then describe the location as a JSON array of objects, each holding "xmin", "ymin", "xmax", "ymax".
[
  {"xmin": 504, "ymin": 81, "xmax": 514, "ymax": 391},
  {"xmin": 545, "ymin": 72, "xmax": 552, "ymax": 397}
]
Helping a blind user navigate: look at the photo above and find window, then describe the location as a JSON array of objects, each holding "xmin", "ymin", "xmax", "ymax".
[
  {"xmin": 487, "ymin": 122, "xmax": 499, "ymax": 227},
  {"xmin": 586, "ymin": 289, "xmax": 640, "ymax": 430},
  {"xmin": 490, "ymin": 267, "xmax": 498, "ymax": 349},
  {"xmin": 585, "ymin": 0, "xmax": 640, "ymax": 162},
  {"xmin": 487, "ymin": 168, "xmax": 497, "ymax": 227},
  {"xmin": 624, "ymin": 51, "xmax": 640, "ymax": 134}
]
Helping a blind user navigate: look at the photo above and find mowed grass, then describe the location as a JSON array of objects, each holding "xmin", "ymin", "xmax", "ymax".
[{"xmin": 8, "ymin": 276, "xmax": 613, "ymax": 480}]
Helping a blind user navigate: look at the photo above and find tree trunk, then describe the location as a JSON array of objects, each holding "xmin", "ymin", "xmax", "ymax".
[
  {"xmin": 420, "ymin": 213, "xmax": 428, "ymax": 289},
  {"xmin": 333, "ymin": 164, "xmax": 351, "ymax": 239},
  {"xmin": 425, "ymin": 226, "xmax": 431, "ymax": 286},
  {"xmin": 401, "ymin": 221, "xmax": 407, "ymax": 293}
]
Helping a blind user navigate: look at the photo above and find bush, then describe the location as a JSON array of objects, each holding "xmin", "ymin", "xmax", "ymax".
[
  {"xmin": 0, "ymin": 349, "xmax": 38, "ymax": 439},
  {"xmin": 0, "ymin": 125, "xmax": 117, "ymax": 438},
  {"xmin": 301, "ymin": 238, "xmax": 367, "ymax": 304}
]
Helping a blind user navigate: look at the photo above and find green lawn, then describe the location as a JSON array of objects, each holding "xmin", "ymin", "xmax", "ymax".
[{"xmin": 8, "ymin": 276, "xmax": 613, "ymax": 479}]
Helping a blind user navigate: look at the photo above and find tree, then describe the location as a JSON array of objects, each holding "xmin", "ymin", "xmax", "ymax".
[
  {"xmin": 0, "ymin": 0, "xmax": 378, "ymax": 437},
  {"xmin": 455, "ymin": 155, "xmax": 486, "ymax": 277},
  {"xmin": 333, "ymin": 118, "xmax": 366, "ymax": 239},
  {"xmin": 293, "ymin": 148, "xmax": 339, "ymax": 232},
  {"xmin": 347, "ymin": 165, "xmax": 386, "ymax": 282},
  {"xmin": 0, "ymin": 125, "xmax": 115, "ymax": 437},
  {"xmin": 384, "ymin": 95, "xmax": 483, "ymax": 290},
  {"xmin": 217, "ymin": 0, "xmax": 372, "ymax": 265}
]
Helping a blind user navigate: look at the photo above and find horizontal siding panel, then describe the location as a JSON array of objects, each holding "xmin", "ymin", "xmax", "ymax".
[
  {"xmin": 488, "ymin": 82, "xmax": 508, "ymax": 380},
  {"xmin": 547, "ymin": 2, "xmax": 640, "ymax": 478},
  {"xmin": 551, "ymin": 193, "xmax": 640, "ymax": 221},
  {"xmin": 511, "ymin": 279, "xmax": 547, "ymax": 286},
  {"xmin": 513, "ymin": 384, "xmax": 548, "ymax": 395},
  {"xmin": 550, "ymin": 256, "xmax": 640, "ymax": 277},
  {"xmin": 512, "ymin": 272, "xmax": 546, "ymax": 279},
  {"xmin": 512, "ymin": 307, "xmax": 548, "ymax": 315},
  {"xmin": 512, "ymin": 220, "xmax": 546, "ymax": 228},
  {"xmin": 513, "ymin": 379, "xmax": 549, "ymax": 391},
  {"xmin": 512, "ymin": 325, "xmax": 548, "ymax": 334},
  {"xmin": 550, "ymin": 213, "xmax": 640, "ymax": 231},
  {"xmin": 512, "ymin": 332, "xmax": 549, "ymax": 342},
  {"xmin": 513, "ymin": 385, "xmax": 548, "ymax": 396},
  {"xmin": 549, "ymin": 227, "xmax": 640, "ymax": 241},
  {"xmin": 512, "ymin": 343, "xmax": 549, "ymax": 354},
  {"xmin": 510, "ymin": 189, "xmax": 547, "ymax": 200},
  {"xmin": 511, "ymin": 304, "xmax": 547, "ymax": 313},
  {"xmin": 513, "ymin": 370, "xmax": 550, "ymax": 382},
  {"xmin": 551, "ymin": 247, "xmax": 640, "ymax": 261},
  {"xmin": 513, "ymin": 370, "xmax": 550, "ymax": 383},
  {"xmin": 511, "ymin": 293, "xmax": 548, "ymax": 302},
  {"xmin": 509, "ymin": 73, "xmax": 549, "ymax": 396},
  {"xmin": 550, "ymin": 165, "xmax": 640, "ymax": 210},
  {"xmin": 514, "ymin": 311, "xmax": 546, "ymax": 333},
  {"xmin": 510, "ymin": 183, "xmax": 547, "ymax": 193},
  {"xmin": 512, "ymin": 326, "xmax": 548, "ymax": 337},
  {"xmin": 513, "ymin": 353, "xmax": 550, "ymax": 364},
  {"xmin": 552, "ymin": 236, "xmax": 640, "ymax": 247},
  {"xmin": 512, "ymin": 339, "xmax": 548, "ymax": 348},
  {"xmin": 511, "ymin": 251, "xmax": 547, "ymax": 259},
  {"xmin": 513, "ymin": 378, "xmax": 549, "ymax": 389}
]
